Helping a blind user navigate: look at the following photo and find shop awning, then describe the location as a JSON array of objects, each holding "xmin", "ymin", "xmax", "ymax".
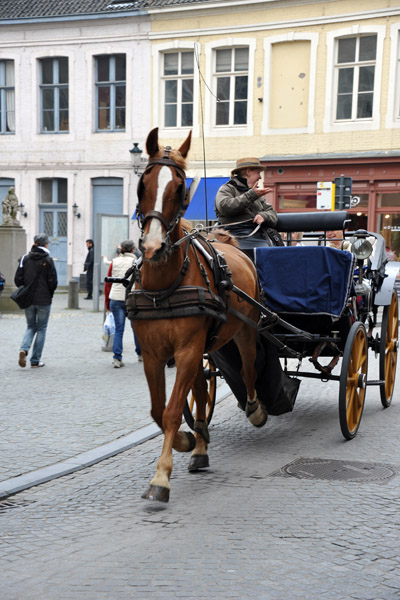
[
  {"xmin": 184, "ymin": 177, "xmax": 226, "ymax": 221},
  {"xmin": 132, "ymin": 177, "xmax": 227, "ymax": 222}
]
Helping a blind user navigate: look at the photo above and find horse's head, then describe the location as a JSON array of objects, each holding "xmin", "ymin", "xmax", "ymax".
[{"xmin": 137, "ymin": 127, "xmax": 192, "ymax": 262}]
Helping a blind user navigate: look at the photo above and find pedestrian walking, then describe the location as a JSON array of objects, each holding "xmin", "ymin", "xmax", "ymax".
[
  {"xmin": 15, "ymin": 233, "xmax": 58, "ymax": 368},
  {"xmin": 83, "ymin": 239, "xmax": 94, "ymax": 299},
  {"xmin": 104, "ymin": 239, "xmax": 142, "ymax": 368}
]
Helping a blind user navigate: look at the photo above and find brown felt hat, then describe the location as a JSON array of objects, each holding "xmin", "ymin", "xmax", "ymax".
[{"xmin": 231, "ymin": 157, "xmax": 266, "ymax": 177}]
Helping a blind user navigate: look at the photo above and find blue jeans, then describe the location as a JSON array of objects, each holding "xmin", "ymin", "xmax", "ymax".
[
  {"xmin": 110, "ymin": 300, "xmax": 141, "ymax": 361},
  {"xmin": 21, "ymin": 305, "xmax": 51, "ymax": 365}
]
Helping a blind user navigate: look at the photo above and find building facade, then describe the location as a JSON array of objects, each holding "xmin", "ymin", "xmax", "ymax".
[
  {"xmin": 0, "ymin": 0, "xmax": 150, "ymax": 284},
  {"xmin": 148, "ymin": 0, "xmax": 400, "ymax": 257},
  {"xmin": 2, "ymin": 0, "xmax": 400, "ymax": 287}
]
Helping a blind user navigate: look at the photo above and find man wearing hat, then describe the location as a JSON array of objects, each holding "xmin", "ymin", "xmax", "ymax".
[
  {"xmin": 215, "ymin": 157, "xmax": 278, "ymax": 243},
  {"xmin": 15, "ymin": 233, "xmax": 58, "ymax": 368}
]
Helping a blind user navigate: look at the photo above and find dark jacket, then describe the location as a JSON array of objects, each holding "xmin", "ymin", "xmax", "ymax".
[
  {"xmin": 84, "ymin": 246, "xmax": 94, "ymax": 273},
  {"xmin": 14, "ymin": 246, "xmax": 58, "ymax": 306},
  {"xmin": 215, "ymin": 176, "xmax": 278, "ymax": 228}
]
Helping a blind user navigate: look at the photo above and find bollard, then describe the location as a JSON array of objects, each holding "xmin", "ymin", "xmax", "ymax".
[{"xmin": 68, "ymin": 279, "xmax": 79, "ymax": 309}]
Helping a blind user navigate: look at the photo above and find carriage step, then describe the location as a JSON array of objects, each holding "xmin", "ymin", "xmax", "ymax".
[{"xmin": 366, "ymin": 379, "xmax": 384, "ymax": 386}]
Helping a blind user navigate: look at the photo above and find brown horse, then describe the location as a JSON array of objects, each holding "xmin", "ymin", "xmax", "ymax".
[{"xmin": 130, "ymin": 127, "xmax": 267, "ymax": 502}]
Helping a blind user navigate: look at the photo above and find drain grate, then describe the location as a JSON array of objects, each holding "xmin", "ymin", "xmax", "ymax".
[{"xmin": 271, "ymin": 457, "xmax": 397, "ymax": 483}]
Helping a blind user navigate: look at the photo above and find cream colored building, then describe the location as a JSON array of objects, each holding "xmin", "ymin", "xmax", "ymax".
[{"xmin": 148, "ymin": 0, "xmax": 400, "ymax": 255}]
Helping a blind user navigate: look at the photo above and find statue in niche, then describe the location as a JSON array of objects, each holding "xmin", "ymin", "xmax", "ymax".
[{"xmin": 1, "ymin": 187, "xmax": 20, "ymax": 226}]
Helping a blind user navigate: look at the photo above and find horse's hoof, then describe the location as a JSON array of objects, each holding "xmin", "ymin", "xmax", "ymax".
[
  {"xmin": 188, "ymin": 454, "xmax": 209, "ymax": 471},
  {"xmin": 246, "ymin": 401, "xmax": 268, "ymax": 428},
  {"xmin": 141, "ymin": 485, "xmax": 170, "ymax": 503}
]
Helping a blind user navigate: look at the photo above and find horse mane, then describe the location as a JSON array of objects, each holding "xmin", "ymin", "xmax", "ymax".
[{"xmin": 207, "ymin": 228, "xmax": 239, "ymax": 248}]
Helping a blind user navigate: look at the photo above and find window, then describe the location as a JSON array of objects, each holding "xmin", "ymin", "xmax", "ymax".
[
  {"xmin": 39, "ymin": 178, "xmax": 67, "ymax": 204},
  {"xmin": 95, "ymin": 55, "xmax": 126, "ymax": 131},
  {"xmin": 162, "ymin": 52, "xmax": 193, "ymax": 128},
  {"xmin": 40, "ymin": 58, "xmax": 69, "ymax": 133},
  {"xmin": 0, "ymin": 60, "xmax": 15, "ymax": 134},
  {"xmin": 214, "ymin": 47, "xmax": 248, "ymax": 126},
  {"xmin": 335, "ymin": 35, "xmax": 377, "ymax": 121}
]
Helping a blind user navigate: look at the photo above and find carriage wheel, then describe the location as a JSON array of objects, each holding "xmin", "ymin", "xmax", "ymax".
[
  {"xmin": 183, "ymin": 357, "xmax": 217, "ymax": 430},
  {"xmin": 339, "ymin": 322, "xmax": 368, "ymax": 440},
  {"xmin": 379, "ymin": 292, "xmax": 399, "ymax": 408}
]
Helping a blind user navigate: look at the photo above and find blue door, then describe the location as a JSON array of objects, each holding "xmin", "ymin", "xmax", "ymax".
[{"xmin": 92, "ymin": 177, "xmax": 123, "ymax": 235}]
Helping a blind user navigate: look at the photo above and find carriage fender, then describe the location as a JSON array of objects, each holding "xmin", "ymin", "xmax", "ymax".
[{"xmin": 374, "ymin": 261, "xmax": 400, "ymax": 306}]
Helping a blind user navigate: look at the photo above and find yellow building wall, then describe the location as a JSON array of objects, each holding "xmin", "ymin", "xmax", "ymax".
[{"xmin": 148, "ymin": 0, "xmax": 400, "ymax": 170}]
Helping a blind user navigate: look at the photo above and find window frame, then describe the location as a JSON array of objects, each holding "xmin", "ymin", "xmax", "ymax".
[
  {"xmin": 323, "ymin": 26, "xmax": 385, "ymax": 133},
  {"xmin": 152, "ymin": 41, "xmax": 199, "ymax": 139},
  {"xmin": 0, "ymin": 59, "xmax": 15, "ymax": 134},
  {"xmin": 205, "ymin": 38, "xmax": 255, "ymax": 138},
  {"xmin": 39, "ymin": 57, "xmax": 69, "ymax": 134},
  {"xmin": 94, "ymin": 54, "xmax": 126, "ymax": 133},
  {"xmin": 386, "ymin": 23, "xmax": 400, "ymax": 129},
  {"xmin": 162, "ymin": 50, "xmax": 195, "ymax": 129}
]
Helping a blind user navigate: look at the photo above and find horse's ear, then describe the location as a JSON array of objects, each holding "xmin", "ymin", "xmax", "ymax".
[
  {"xmin": 146, "ymin": 128, "xmax": 159, "ymax": 157},
  {"xmin": 178, "ymin": 130, "xmax": 192, "ymax": 158}
]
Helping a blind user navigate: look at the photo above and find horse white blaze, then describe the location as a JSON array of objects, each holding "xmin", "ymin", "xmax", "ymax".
[{"xmin": 144, "ymin": 167, "xmax": 172, "ymax": 255}]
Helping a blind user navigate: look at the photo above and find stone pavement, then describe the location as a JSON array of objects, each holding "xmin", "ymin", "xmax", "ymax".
[
  {"xmin": 0, "ymin": 346, "xmax": 399, "ymax": 599},
  {"xmin": 0, "ymin": 292, "xmax": 230, "ymax": 497}
]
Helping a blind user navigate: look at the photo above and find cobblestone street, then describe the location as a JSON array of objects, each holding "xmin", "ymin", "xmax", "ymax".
[{"xmin": 1, "ymin": 292, "xmax": 400, "ymax": 599}]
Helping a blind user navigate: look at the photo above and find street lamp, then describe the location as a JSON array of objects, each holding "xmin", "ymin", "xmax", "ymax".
[
  {"xmin": 72, "ymin": 203, "xmax": 81, "ymax": 218},
  {"xmin": 129, "ymin": 142, "xmax": 143, "ymax": 174},
  {"xmin": 18, "ymin": 202, "xmax": 28, "ymax": 218}
]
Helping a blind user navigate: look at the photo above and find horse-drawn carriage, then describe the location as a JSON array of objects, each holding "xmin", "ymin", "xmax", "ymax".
[
  {"xmin": 184, "ymin": 210, "xmax": 399, "ymax": 441},
  {"xmin": 107, "ymin": 128, "xmax": 399, "ymax": 502}
]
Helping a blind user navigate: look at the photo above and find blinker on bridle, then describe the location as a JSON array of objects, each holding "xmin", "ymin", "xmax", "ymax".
[{"xmin": 136, "ymin": 146, "xmax": 189, "ymax": 236}]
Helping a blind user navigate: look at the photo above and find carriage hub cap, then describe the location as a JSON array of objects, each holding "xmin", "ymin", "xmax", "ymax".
[{"xmin": 358, "ymin": 373, "xmax": 367, "ymax": 388}]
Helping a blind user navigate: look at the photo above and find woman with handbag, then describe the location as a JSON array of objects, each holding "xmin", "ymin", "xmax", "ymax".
[{"xmin": 15, "ymin": 234, "xmax": 58, "ymax": 368}]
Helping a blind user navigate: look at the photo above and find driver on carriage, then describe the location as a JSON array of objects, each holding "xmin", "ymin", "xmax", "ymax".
[{"xmin": 215, "ymin": 157, "xmax": 282, "ymax": 247}]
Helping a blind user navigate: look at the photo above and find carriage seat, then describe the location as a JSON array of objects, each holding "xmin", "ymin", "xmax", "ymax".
[
  {"xmin": 276, "ymin": 211, "xmax": 349, "ymax": 233},
  {"xmin": 255, "ymin": 245, "xmax": 355, "ymax": 317}
]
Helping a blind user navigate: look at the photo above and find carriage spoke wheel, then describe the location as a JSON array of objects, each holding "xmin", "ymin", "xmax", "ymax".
[
  {"xmin": 183, "ymin": 357, "xmax": 217, "ymax": 430},
  {"xmin": 379, "ymin": 292, "xmax": 399, "ymax": 408},
  {"xmin": 339, "ymin": 322, "xmax": 368, "ymax": 440}
]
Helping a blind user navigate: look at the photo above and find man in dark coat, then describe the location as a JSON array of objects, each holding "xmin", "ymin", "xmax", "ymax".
[
  {"xmin": 15, "ymin": 233, "xmax": 58, "ymax": 368},
  {"xmin": 83, "ymin": 239, "xmax": 94, "ymax": 299},
  {"xmin": 215, "ymin": 157, "xmax": 278, "ymax": 241}
]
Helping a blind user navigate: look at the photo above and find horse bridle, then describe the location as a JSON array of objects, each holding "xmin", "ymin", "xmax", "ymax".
[{"xmin": 136, "ymin": 146, "xmax": 189, "ymax": 237}]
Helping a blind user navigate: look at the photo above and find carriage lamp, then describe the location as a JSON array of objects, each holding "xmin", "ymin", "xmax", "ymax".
[
  {"xmin": 351, "ymin": 238, "xmax": 373, "ymax": 261},
  {"xmin": 18, "ymin": 203, "xmax": 28, "ymax": 218},
  {"xmin": 72, "ymin": 203, "xmax": 81, "ymax": 218},
  {"xmin": 129, "ymin": 142, "xmax": 143, "ymax": 174}
]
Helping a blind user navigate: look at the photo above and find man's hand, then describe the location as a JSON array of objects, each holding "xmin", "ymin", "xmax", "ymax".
[
  {"xmin": 252, "ymin": 182, "xmax": 272, "ymax": 198},
  {"xmin": 253, "ymin": 214, "xmax": 264, "ymax": 225}
]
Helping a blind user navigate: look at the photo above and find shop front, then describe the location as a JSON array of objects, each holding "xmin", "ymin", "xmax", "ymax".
[{"xmin": 262, "ymin": 154, "xmax": 400, "ymax": 260}]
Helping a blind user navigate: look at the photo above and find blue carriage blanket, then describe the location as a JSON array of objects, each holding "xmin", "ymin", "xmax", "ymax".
[{"xmin": 255, "ymin": 246, "xmax": 356, "ymax": 317}]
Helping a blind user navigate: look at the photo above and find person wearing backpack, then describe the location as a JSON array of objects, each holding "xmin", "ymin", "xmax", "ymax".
[{"xmin": 15, "ymin": 233, "xmax": 58, "ymax": 368}]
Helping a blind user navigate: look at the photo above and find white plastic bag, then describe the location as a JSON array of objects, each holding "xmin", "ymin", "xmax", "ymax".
[{"xmin": 102, "ymin": 311, "xmax": 115, "ymax": 352}]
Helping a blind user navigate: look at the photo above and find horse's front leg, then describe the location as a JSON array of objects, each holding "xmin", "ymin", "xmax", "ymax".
[
  {"xmin": 143, "ymin": 346, "xmax": 205, "ymax": 502},
  {"xmin": 141, "ymin": 352, "xmax": 173, "ymax": 502}
]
